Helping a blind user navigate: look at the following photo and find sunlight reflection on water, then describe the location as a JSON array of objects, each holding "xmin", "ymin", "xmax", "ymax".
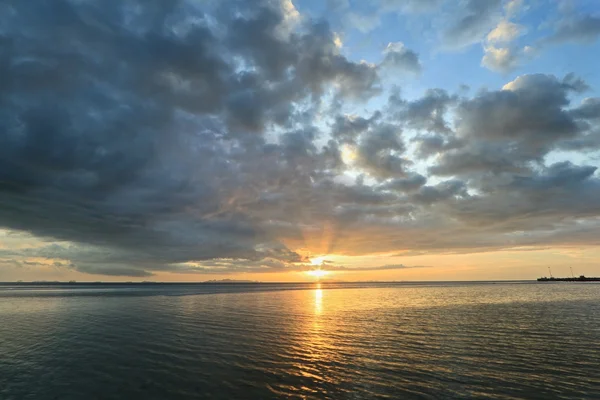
[
  {"xmin": 314, "ymin": 284, "xmax": 323, "ymax": 315},
  {"xmin": 1, "ymin": 282, "xmax": 600, "ymax": 399}
]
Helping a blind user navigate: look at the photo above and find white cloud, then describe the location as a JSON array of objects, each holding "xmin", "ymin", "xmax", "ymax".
[
  {"xmin": 487, "ymin": 20, "xmax": 525, "ymax": 43},
  {"xmin": 505, "ymin": 0, "xmax": 527, "ymax": 17},
  {"xmin": 481, "ymin": 45, "xmax": 520, "ymax": 73}
]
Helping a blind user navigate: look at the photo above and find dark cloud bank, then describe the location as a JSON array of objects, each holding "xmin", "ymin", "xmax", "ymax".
[{"xmin": 1, "ymin": 0, "xmax": 600, "ymax": 277}]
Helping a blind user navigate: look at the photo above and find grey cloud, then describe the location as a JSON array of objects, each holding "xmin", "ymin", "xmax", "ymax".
[
  {"xmin": 380, "ymin": 0, "xmax": 444, "ymax": 14},
  {"xmin": 429, "ymin": 74, "xmax": 585, "ymax": 176},
  {"xmin": 334, "ymin": 183, "xmax": 399, "ymax": 206},
  {"xmin": 428, "ymin": 143, "xmax": 531, "ymax": 176},
  {"xmin": 380, "ymin": 174, "xmax": 427, "ymax": 193},
  {"xmin": 330, "ymin": 112, "xmax": 381, "ymax": 142},
  {"xmin": 325, "ymin": 263, "xmax": 431, "ymax": 272},
  {"xmin": 558, "ymin": 98, "xmax": 600, "ymax": 151},
  {"xmin": 294, "ymin": 22, "xmax": 381, "ymax": 99},
  {"xmin": 508, "ymin": 162, "xmax": 597, "ymax": 191},
  {"xmin": 547, "ymin": 14, "xmax": 600, "ymax": 44},
  {"xmin": 327, "ymin": 0, "xmax": 350, "ymax": 10},
  {"xmin": 571, "ymin": 98, "xmax": 600, "ymax": 120},
  {"xmin": 75, "ymin": 265, "xmax": 154, "ymax": 277},
  {"xmin": 412, "ymin": 180, "xmax": 468, "ymax": 205},
  {"xmin": 414, "ymin": 134, "xmax": 464, "ymax": 159},
  {"xmin": 395, "ymin": 89, "xmax": 456, "ymax": 133},
  {"xmin": 168, "ymin": 257, "xmax": 299, "ymax": 275},
  {"xmin": 3, "ymin": 2, "xmax": 600, "ymax": 278},
  {"xmin": 0, "ymin": 0, "xmax": 387, "ymax": 277},
  {"xmin": 456, "ymin": 74, "xmax": 579, "ymax": 144},
  {"xmin": 448, "ymin": 162, "xmax": 600, "ymax": 229},
  {"xmin": 355, "ymin": 124, "xmax": 408, "ymax": 179},
  {"xmin": 562, "ymin": 72, "xmax": 590, "ymax": 93},
  {"xmin": 558, "ymin": 130, "xmax": 600, "ymax": 152},
  {"xmin": 223, "ymin": 13, "xmax": 382, "ymax": 133},
  {"xmin": 381, "ymin": 43, "xmax": 422, "ymax": 74},
  {"xmin": 442, "ymin": 0, "xmax": 503, "ymax": 49}
]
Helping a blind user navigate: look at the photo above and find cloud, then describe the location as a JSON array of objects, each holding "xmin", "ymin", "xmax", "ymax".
[
  {"xmin": 480, "ymin": 12, "xmax": 530, "ymax": 73},
  {"xmin": 570, "ymin": 97, "xmax": 600, "ymax": 120},
  {"xmin": 486, "ymin": 20, "xmax": 525, "ymax": 43},
  {"xmin": 446, "ymin": 73, "xmax": 582, "ymax": 155},
  {"xmin": 448, "ymin": 162, "xmax": 600, "ymax": 229},
  {"xmin": 547, "ymin": 14, "xmax": 600, "ymax": 44},
  {"xmin": 330, "ymin": 112, "xmax": 381, "ymax": 142},
  {"xmin": 354, "ymin": 124, "xmax": 408, "ymax": 179},
  {"xmin": 76, "ymin": 265, "xmax": 154, "ymax": 277},
  {"xmin": 0, "ymin": 0, "xmax": 387, "ymax": 276},
  {"xmin": 380, "ymin": 0, "xmax": 445, "ymax": 14},
  {"xmin": 393, "ymin": 89, "xmax": 457, "ymax": 133},
  {"xmin": 381, "ymin": 42, "xmax": 422, "ymax": 74},
  {"xmin": 325, "ymin": 263, "xmax": 431, "ymax": 272},
  {"xmin": 430, "ymin": 72, "xmax": 586, "ymax": 174},
  {"xmin": 442, "ymin": 0, "xmax": 503, "ymax": 49},
  {"xmin": 2, "ymin": 1, "xmax": 600, "ymax": 279},
  {"xmin": 505, "ymin": 0, "xmax": 527, "ymax": 18},
  {"xmin": 346, "ymin": 12, "xmax": 381, "ymax": 33},
  {"xmin": 380, "ymin": 174, "xmax": 427, "ymax": 193},
  {"xmin": 481, "ymin": 45, "xmax": 521, "ymax": 73},
  {"xmin": 411, "ymin": 180, "xmax": 468, "ymax": 205},
  {"xmin": 414, "ymin": 135, "xmax": 463, "ymax": 159}
]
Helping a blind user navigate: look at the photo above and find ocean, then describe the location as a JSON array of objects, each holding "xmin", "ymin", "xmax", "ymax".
[{"xmin": 1, "ymin": 282, "xmax": 599, "ymax": 399}]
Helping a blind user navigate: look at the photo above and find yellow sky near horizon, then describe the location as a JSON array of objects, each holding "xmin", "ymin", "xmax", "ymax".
[{"xmin": 2, "ymin": 231, "xmax": 600, "ymax": 282}]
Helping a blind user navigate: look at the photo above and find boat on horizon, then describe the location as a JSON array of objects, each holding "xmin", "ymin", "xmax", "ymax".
[{"xmin": 537, "ymin": 275, "xmax": 600, "ymax": 282}]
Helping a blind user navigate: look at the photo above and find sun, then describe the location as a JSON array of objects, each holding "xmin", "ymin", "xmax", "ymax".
[
  {"xmin": 310, "ymin": 256, "xmax": 325, "ymax": 266},
  {"xmin": 340, "ymin": 144, "xmax": 357, "ymax": 165},
  {"xmin": 307, "ymin": 269, "xmax": 329, "ymax": 279}
]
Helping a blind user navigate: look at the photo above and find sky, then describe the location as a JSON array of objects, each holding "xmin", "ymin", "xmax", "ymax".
[{"xmin": 1, "ymin": 0, "xmax": 600, "ymax": 282}]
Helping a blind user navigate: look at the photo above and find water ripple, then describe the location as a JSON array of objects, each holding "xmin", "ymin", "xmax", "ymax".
[{"xmin": 1, "ymin": 283, "xmax": 600, "ymax": 399}]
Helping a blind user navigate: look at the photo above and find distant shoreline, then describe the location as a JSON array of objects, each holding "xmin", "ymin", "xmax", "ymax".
[{"xmin": 1, "ymin": 280, "xmax": 542, "ymax": 286}]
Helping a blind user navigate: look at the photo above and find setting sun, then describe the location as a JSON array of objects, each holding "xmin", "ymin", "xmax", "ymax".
[
  {"xmin": 310, "ymin": 256, "xmax": 325, "ymax": 266},
  {"xmin": 306, "ymin": 269, "xmax": 329, "ymax": 279}
]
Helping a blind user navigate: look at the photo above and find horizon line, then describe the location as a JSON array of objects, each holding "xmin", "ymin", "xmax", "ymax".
[{"xmin": 1, "ymin": 279, "xmax": 538, "ymax": 284}]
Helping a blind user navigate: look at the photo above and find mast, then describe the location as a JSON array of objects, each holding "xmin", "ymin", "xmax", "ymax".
[
  {"xmin": 570, "ymin": 267, "xmax": 575, "ymax": 278},
  {"xmin": 548, "ymin": 266, "xmax": 553, "ymax": 278}
]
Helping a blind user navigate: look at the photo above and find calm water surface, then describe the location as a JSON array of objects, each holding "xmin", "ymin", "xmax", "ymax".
[{"xmin": 1, "ymin": 282, "xmax": 599, "ymax": 399}]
